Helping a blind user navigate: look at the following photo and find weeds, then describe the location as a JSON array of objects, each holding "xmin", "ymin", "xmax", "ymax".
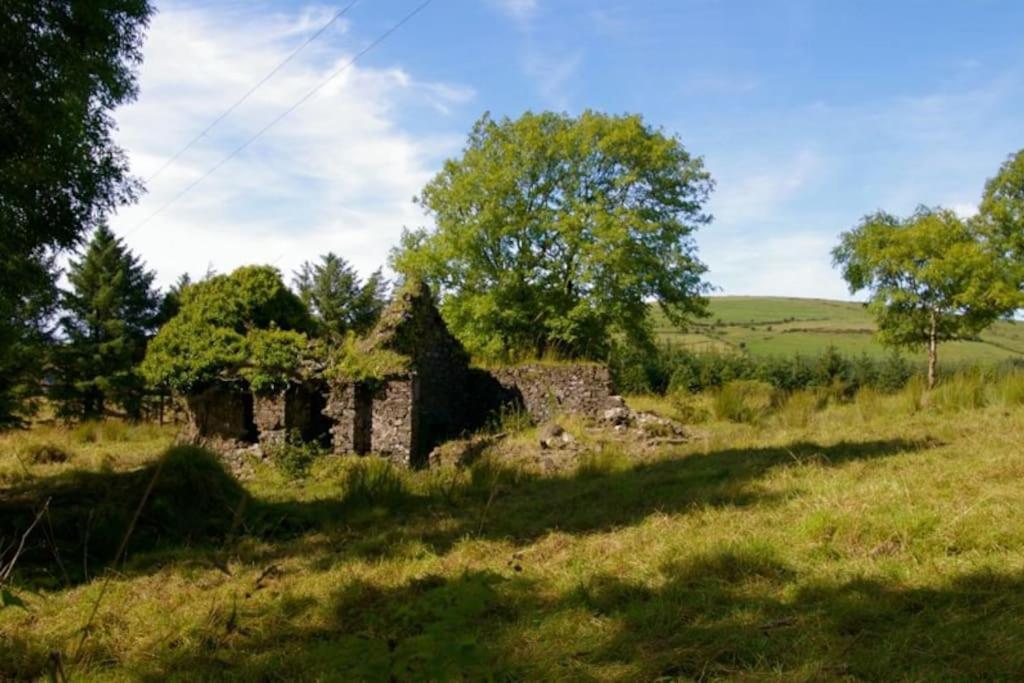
[
  {"xmin": 342, "ymin": 457, "xmax": 409, "ymax": 508},
  {"xmin": 713, "ymin": 380, "xmax": 779, "ymax": 424},
  {"xmin": 268, "ymin": 431, "xmax": 325, "ymax": 479}
]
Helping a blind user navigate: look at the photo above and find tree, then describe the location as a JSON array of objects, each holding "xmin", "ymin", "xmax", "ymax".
[
  {"xmin": 978, "ymin": 149, "xmax": 1024, "ymax": 288},
  {"xmin": 832, "ymin": 207, "xmax": 1020, "ymax": 389},
  {"xmin": 142, "ymin": 266, "xmax": 314, "ymax": 395},
  {"xmin": 156, "ymin": 273, "xmax": 193, "ymax": 326},
  {"xmin": 51, "ymin": 225, "xmax": 160, "ymax": 419},
  {"xmin": 392, "ymin": 110, "xmax": 714, "ymax": 360},
  {"xmin": 0, "ymin": 0, "xmax": 153, "ymax": 425},
  {"xmin": 293, "ymin": 254, "xmax": 388, "ymax": 338}
]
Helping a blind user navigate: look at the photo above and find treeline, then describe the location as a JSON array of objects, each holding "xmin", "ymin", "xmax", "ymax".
[
  {"xmin": 17, "ymin": 229, "xmax": 388, "ymax": 424},
  {"xmin": 608, "ymin": 343, "xmax": 1000, "ymax": 397}
]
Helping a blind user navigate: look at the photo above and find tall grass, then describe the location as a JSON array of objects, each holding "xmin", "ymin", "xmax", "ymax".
[{"xmin": 713, "ymin": 380, "xmax": 779, "ymax": 424}]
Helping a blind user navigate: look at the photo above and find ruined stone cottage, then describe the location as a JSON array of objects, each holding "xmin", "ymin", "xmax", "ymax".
[{"xmin": 184, "ymin": 281, "xmax": 615, "ymax": 467}]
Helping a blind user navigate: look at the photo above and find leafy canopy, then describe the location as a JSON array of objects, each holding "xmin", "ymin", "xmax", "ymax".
[
  {"xmin": 0, "ymin": 0, "xmax": 153, "ymax": 426},
  {"xmin": 293, "ymin": 253, "xmax": 388, "ymax": 339},
  {"xmin": 142, "ymin": 266, "xmax": 314, "ymax": 394},
  {"xmin": 51, "ymin": 225, "xmax": 160, "ymax": 419},
  {"xmin": 978, "ymin": 149, "xmax": 1024, "ymax": 281},
  {"xmin": 832, "ymin": 207, "xmax": 1020, "ymax": 384},
  {"xmin": 392, "ymin": 110, "xmax": 714, "ymax": 360}
]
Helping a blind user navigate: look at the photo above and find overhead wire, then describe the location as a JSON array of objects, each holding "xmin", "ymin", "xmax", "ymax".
[
  {"xmin": 143, "ymin": 0, "xmax": 361, "ymax": 185},
  {"xmin": 125, "ymin": 0, "xmax": 436, "ymax": 238}
]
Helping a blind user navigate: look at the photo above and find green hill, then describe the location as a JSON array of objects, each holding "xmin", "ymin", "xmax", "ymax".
[{"xmin": 653, "ymin": 296, "xmax": 1024, "ymax": 363}]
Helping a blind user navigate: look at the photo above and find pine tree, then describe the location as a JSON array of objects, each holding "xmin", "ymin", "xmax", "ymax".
[
  {"xmin": 293, "ymin": 254, "xmax": 388, "ymax": 338},
  {"xmin": 52, "ymin": 225, "xmax": 160, "ymax": 419}
]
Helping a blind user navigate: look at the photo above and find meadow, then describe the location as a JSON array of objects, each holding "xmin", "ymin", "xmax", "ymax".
[
  {"xmin": 3, "ymin": 371, "xmax": 1024, "ymax": 680},
  {"xmin": 655, "ymin": 297, "xmax": 1024, "ymax": 363}
]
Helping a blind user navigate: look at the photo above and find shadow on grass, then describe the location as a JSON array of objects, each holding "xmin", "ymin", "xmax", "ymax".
[
  {"xmin": 0, "ymin": 438, "xmax": 936, "ymax": 588},
  {"xmin": 573, "ymin": 551, "xmax": 1024, "ymax": 680},
  {"xmin": 47, "ymin": 557, "xmax": 1024, "ymax": 681},
  {"xmin": 13, "ymin": 436, "xmax": 1022, "ymax": 681}
]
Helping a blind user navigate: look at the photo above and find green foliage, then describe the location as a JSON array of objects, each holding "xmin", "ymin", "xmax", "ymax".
[
  {"xmin": 487, "ymin": 404, "xmax": 534, "ymax": 434},
  {"xmin": 833, "ymin": 206, "xmax": 1021, "ymax": 386},
  {"xmin": 243, "ymin": 329, "xmax": 311, "ymax": 394},
  {"xmin": 50, "ymin": 225, "xmax": 160, "ymax": 419},
  {"xmin": 713, "ymin": 380, "xmax": 779, "ymax": 424},
  {"xmin": 610, "ymin": 343, "xmax": 918, "ymax": 396},
  {"xmin": 142, "ymin": 266, "xmax": 314, "ymax": 393},
  {"xmin": 0, "ymin": 445, "xmax": 245, "ymax": 584},
  {"xmin": 329, "ymin": 334, "xmax": 411, "ymax": 384},
  {"xmin": 0, "ymin": 0, "xmax": 153, "ymax": 428},
  {"xmin": 268, "ymin": 430, "xmax": 325, "ymax": 479},
  {"xmin": 978, "ymin": 148, "xmax": 1024, "ymax": 275},
  {"xmin": 667, "ymin": 389, "xmax": 711, "ymax": 423},
  {"xmin": 0, "ymin": 255, "xmax": 56, "ymax": 428},
  {"xmin": 342, "ymin": 457, "xmax": 409, "ymax": 508},
  {"xmin": 293, "ymin": 253, "xmax": 389, "ymax": 338},
  {"xmin": 393, "ymin": 110, "xmax": 714, "ymax": 360}
]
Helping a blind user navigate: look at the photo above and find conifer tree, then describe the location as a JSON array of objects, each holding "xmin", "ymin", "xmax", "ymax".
[
  {"xmin": 51, "ymin": 225, "xmax": 160, "ymax": 419},
  {"xmin": 293, "ymin": 254, "xmax": 388, "ymax": 338}
]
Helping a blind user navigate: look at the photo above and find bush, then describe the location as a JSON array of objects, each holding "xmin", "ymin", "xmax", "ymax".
[
  {"xmin": 268, "ymin": 430, "xmax": 324, "ymax": 479},
  {"xmin": 713, "ymin": 380, "xmax": 779, "ymax": 424},
  {"xmin": 668, "ymin": 389, "xmax": 711, "ymax": 423},
  {"xmin": 0, "ymin": 445, "xmax": 245, "ymax": 582},
  {"xmin": 609, "ymin": 343, "xmax": 918, "ymax": 396}
]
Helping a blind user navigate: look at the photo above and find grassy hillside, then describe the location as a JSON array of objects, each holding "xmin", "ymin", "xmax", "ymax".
[
  {"xmin": 3, "ymin": 382, "xmax": 1024, "ymax": 680},
  {"xmin": 654, "ymin": 296, "xmax": 1024, "ymax": 363}
]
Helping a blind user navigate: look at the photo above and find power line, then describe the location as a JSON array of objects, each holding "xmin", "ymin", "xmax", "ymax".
[
  {"xmin": 145, "ymin": 0, "xmax": 361, "ymax": 185},
  {"xmin": 126, "ymin": 0, "xmax": 435, "ymax": 238}
]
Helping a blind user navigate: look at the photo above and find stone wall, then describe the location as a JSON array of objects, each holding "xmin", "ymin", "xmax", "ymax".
[
  {"xmin": 324, "ymin": 376, "xmax": 419, "ymax": 466},
  {"xmin": 488, "ymin": 363, "xmax": 615, "ymax": 424},
  {"xmin": 365, "ymin": 281, "xmax": 471, "ymax": 456},
  {"xmin": 184, "ymin": 383, "xmax": 255, "ymax": 445},
  {"xmin": 324, "ymin": 382, "xmax": 368, "ymax": 455},
  {"xmin": 253, "ymin": 382, "xmax": 331, "ymax": 450},
  {"xmin": 370, "ymin": 377, "xmax": 419, "ymax": 465}
]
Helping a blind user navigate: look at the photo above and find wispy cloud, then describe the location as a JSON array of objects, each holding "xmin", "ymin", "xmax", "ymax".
[
  {"xmin": 488, "ymin": 0, "xmax": 538, "ymax": 24},
  {"xmin": 710, "ymin": 148, "xmax": 823, "ymax": 228},
  {"xmin": 523, "ymin": 49, "xmax": 583, "ymax": 110},
  {"xmin": 110, "ymin": 2, "xmax": 472, "ymax": 289}
]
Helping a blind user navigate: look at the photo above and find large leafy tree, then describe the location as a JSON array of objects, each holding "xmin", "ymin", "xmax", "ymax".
[
  {"xmin": 978, "ymin": 149, "xmax": 1024, "ymax": 289},
  {"xmin": 142, "ymin": 266, "xmax": 314, "ymax": 395},
  {"xmin": 51, "ymin": 225, "xmax": 160, "ymax": 419},
  {"xmin": 293, "ymin": 254, "xmax": 388, "ymax": 339},
  {"xmin": 833, "ymin": 207, "xmax": 1020, "ymax": 389},
  {"xmin": 0, "ymin": 0, "xmax": 153, "ymax": 425},
  {"xmin": 392, "ymin": 110, "xmax": 714, "ymax": 360}
]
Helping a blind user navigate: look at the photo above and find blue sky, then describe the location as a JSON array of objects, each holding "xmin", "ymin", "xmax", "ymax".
[{"xmin": 111, "ymin": 0, "xmax": 1024, "ymax": 299}]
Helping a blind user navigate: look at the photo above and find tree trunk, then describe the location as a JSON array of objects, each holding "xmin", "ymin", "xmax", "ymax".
[{"xmin": 927, "ymin": 310, "xmax": 938, "ymax": 390}]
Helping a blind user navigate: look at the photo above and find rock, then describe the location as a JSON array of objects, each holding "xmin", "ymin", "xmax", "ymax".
[
  {"xmin": 633, "ymin": 411, "xmax": 687, "ymax": 440},
  {"xmin": 604, "ymin": 395, "xmax": 627, "ymax": 409},
  {"xmin": 602, "ymin": 406, "xmax": 632, "ymax": 426},
  {"xmin": 539, "ymin": 421, "xmax": 567, "ymax": 449}
]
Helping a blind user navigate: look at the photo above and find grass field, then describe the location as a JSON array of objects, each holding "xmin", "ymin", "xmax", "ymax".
[
  {"xmin": 654, "ymin": 296, "xmax": 1024, "ymax": 363},
  {"xmin": 3, "ymin": 376, "xmax": 1024, "ymax": 680}
]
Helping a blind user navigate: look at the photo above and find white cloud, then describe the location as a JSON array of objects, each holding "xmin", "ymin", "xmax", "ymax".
[
  {"xmin": 489, "ymin": 0, "xmax": 538, "ymax": 23},
  {"xmin": 952, "ymin": 203, "xmax": 979, "ymax": 219},
  {"xmin": 710, "ymin": 148, "xmax": 823, "ymax": 228},
  {"xmin": 702, "ymin": 231, "xmax": 851, "ymax": 300},
  {"xmin": 110, "ymin": 2, "xmax": 472, "ymax": 290}
]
